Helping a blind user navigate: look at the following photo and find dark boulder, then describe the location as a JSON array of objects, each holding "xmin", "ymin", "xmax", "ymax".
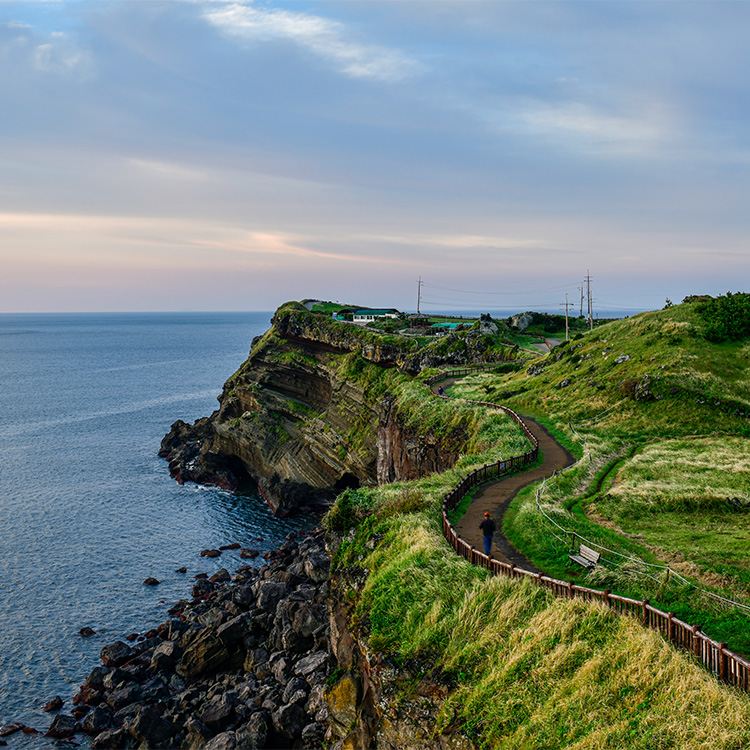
[
  {"xmin": 79, "ymin": 626, "xmax": 97, "ymax": 637},
  {"xmin": 257, "ymin": 582, "xmax": 287, "ymax": 613},
  {"xmin": 43, "ymin": 696, "xmax": 63, "ymax": 712},
  {"xmin": 90, "ymin": 728, "xmax": 130, "ymax": 749},
  {"xmin": 200, "ymin": 701, "xmax": 235, "ymax": 732},
  {"xmin": 85, "ymin": 666, "xmax": 110, "ymax": 690},
  {"xmin": 128, "ymin": 706, "xmax": 176, "ymax": 747},
  {"xmin": 105, "ymin": 684, "xmax": 144, "ymax": 711},
  {"xmin": 205, "ymin": 731, "xmax": 237, "ymax": 750},
  {"xmin": 81, "ymin": 706, "xmax": 111, "ymax": 736},
  {"xmin": 200, "ymin": 549, "xmax": 222, "ymax": 558},
  {"xmin": 271, "ymin": 702, "xmax": 306, "ymax": 742},
  {"xmin": 150, "ymin": 640, "xmax": 181, "ymax": 673},
  {"xmin": 100, "ymin": 641, "xmax": 134, "ymax": 668},
  {"xmin": 143, "ymin": 577, "xmax": 160, "ymax": 586},
  {"xmin": 45, "ymin": 714, "xmax": 77, "ymax": 739},
  {"xmin": 236, "ymin": 711, "xmax": 268, "ymax": 749},
  {"xmin": 192, "ymin": 578, "xmax": 216, "ymax": 599},
  {"xmin": 178, "ymin": 629, "xmax": 232, "ymax": 681},
  {"xmin": 210, "ymin": 568, "xmax": 231, "ymax": 584}
]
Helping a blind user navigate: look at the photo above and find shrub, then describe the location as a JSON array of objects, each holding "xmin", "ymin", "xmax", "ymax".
[{"xmin": 695, "ymin": 292, "xmax": 750, "ymax": 342}]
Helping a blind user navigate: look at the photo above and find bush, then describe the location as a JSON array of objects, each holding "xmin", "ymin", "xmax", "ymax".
[{"xmin": 695, "ymin": 292, "xmax": 750, "ymax": 342}]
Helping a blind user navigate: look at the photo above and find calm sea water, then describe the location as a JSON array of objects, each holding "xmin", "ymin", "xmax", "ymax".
[{"xmin": 0, "ymin": 312, "xmax": 314, "ymax": 738}]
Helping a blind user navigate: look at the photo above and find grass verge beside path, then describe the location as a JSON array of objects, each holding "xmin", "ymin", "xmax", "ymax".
[{"xmin": 330, "ymin": 502, "xmax": 750, "ymax": 749}]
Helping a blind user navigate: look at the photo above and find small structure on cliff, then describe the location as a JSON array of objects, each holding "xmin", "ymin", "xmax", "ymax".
[{"xmin": 352, "ymin": 308, "xmax": 399, "ymax": 323}]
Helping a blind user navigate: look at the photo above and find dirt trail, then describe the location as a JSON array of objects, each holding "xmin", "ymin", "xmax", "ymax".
[{"xmin": 432, "ymin": 379, "xmax": 575, "ymax": 573}]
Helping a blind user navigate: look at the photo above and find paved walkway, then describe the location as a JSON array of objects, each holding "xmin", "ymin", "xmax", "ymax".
[{"xmin": 432, "ymin": 379, "xmax": 574, "ymax": 573}]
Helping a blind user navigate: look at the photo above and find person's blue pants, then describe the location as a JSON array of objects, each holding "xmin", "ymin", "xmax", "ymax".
[{"xmin": 483, "ymin": 536, "xmax": 492, "ymax": 555}]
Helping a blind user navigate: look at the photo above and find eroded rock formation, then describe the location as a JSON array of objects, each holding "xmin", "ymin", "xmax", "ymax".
[{"xmin": 160, "ymin": 304, "xmax": 481, "ymax": 515}]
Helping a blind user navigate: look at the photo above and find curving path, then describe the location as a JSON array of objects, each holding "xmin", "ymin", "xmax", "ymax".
[{"xmin": 431, "ymin": 378, "xmax": 574, "ymax": 574}]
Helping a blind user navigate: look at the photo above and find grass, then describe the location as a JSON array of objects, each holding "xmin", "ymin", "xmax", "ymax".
[
  {"xmin": 330, "ymin": 498, "xmax": 750, "ymax": 749},
  {"xmin": 444, "ymin": 301, "xmax": 750, "ymax": 654}
]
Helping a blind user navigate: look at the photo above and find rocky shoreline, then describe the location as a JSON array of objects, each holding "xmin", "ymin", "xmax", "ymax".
[{"xmin": 17, "ymin": 530, "xmax": 332, "ymax": 749}]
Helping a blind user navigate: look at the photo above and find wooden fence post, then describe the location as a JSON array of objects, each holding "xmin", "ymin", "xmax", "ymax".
[
  {"xmin": 642, "ymin": 599, "xmax": 650, "ymax": 627},
  {"xmin": 692, "ymin": 625, "xmax": 702, "ymax": 659},
  {"xmin": 568, "ymin": 580, "xmax": 574, "ymax": 599},
  {"xmin": 719, "ymin": 643, "xmax": 728, "ymax": 681},
  {"xmin": 604, "ymin": 589, "xmax": 611, "ymax": 608},
  {"xmin": 668, "ymin": 612, "xmax": 675, "ymax": 643}
]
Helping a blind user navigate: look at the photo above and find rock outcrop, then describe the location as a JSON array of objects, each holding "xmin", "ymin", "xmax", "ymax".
[{"xmin": 160, "ymin": 304, "xmax": 500, "ymax": 515}]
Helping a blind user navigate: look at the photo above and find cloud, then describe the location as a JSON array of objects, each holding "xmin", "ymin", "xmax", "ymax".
[
  {"xmin": 0, "ymin": 23, "xmax": 94, "ymax": 79},
  {"xmin": 516, "ymin": 101, "xmax": 667, "ymax": 155},
  {"xmin": 202, "ymin": 1, "xmax": 420, "ymax": 81}
]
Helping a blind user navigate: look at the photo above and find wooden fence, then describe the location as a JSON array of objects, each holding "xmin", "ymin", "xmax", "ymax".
[{"xmin": 429, "ymin": 369, "xmax": 750, "ymax": 694}]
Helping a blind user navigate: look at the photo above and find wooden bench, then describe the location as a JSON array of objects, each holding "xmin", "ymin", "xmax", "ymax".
[{"xmin": 569, "ymin": 543, "xmax": 600, "ymax": 570}]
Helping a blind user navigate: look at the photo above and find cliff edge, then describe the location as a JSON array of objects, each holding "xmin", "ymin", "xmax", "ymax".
[{"xmin": 160, "ymin": 302, "xmax": 517, "ymax": 515}]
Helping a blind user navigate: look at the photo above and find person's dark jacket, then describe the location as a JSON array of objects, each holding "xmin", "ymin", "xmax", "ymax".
[{"xmin": 479, "ymin": 518, "xmax": 496, "ymax": 537}]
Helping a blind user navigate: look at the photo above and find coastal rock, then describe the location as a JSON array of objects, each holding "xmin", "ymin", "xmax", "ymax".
[
  {"xmin": 205, "ymin": 731, "xmax": 237, "ymax": 750},
  {"xmin": 201, "ymin": 549, "xmax": 222, "ymax": 558},
  {"xmin": 128, "ymin": 705, "xmax": 176, "ymax": 747},
  {"xmin": 240, "ymin": 548, "xmax": 261, "ymax": 559},
  {"xmin": 100, "ymin": 641, "xmax": 134, "ymax": 668},
  {"xmin": 178, "ymin": 629, "xmax": 232, "ymax": 681},
  {"xmin": 236, "ymin": 711, "xmax": 268, "ymax": 748},
  {"xmin": 209, "ymin": 568, "xmax": 231, "ymax": 583},
  {"xmin": 143, "ymin": 577, "xmax": 160, "ymax": 586},
  {"xmin": 0, "ymin": 725, "xmax": 22, "ymax": 738},
  {"xmin": 90, "ymin": 728, "xmax": 130, "ymax": 749},
  {"xmin": 294, "ymin": 650, "xmax": 328, "ymax": 678},
  {"xmin": 150, "ymin": 640, "xmax": 180, "ymax": 673},
  {"xmin": 160, "ymin": 305, "xmax": 480, "ymax": 514},
  {"xmin": 200, "ymin": 701, "xmax": 235, "ymax": 732},
  {"xmin": 45, "ymin": 714, "xmax": 77, "ymax": 739},
  {"xmin": 43, "ymin": 695, "xmax": 63, "ymax": 712},
  {"xmin": 81, "ymin": 706, "xmax": 111, "ymax": 735},
  {"xmin": 219, "ymin": 543, "xmax": 241, "ymax": 551},
  {"xmin": 272, "ymin": 702, "xmax": 306, "ymax": 742},
  {"xmin": 79, "ymin": 626, "xmax": 97, "ymax": 637}
]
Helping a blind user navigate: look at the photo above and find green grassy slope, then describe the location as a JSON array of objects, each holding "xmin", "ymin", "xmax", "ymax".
[
  {"xmin": 449, "ymin": 299, "xmax": 750, "ymax": 654},
  {"xmin": 323, "ymin": 296, "xmax": 750, "ymax": 748}
]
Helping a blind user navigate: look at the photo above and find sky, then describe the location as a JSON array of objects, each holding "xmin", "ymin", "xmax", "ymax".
[{"xmin": 1, "ymin": 0, "xmax": 749, "ymax": 314}]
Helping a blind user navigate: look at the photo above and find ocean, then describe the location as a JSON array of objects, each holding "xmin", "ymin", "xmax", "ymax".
[{"xmin": 0, "ymin": 312, "xmax": 314, "ymax": 740}]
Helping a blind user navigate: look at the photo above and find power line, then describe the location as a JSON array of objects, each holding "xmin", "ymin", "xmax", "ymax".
[{"xmin": 421, "ymin": 280, "xmax": 581, "ymax": 296}]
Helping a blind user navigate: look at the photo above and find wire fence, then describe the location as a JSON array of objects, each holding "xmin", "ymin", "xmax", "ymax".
[{"xmin": 427, "ymin": 368, "xmax": 750, "ymax": 694}]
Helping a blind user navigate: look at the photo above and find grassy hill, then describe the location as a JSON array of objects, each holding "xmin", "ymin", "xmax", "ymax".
[
  {"xmin": 324, "ymin": 295, "xmax": 750, "ymax": 748},
  {"xmin": 448, "ymin": 297, "xmax": 750, "ymax": 654}
]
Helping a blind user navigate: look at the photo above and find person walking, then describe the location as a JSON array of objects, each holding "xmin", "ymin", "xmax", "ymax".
[{"xmin": 479, "ymin": 511, "xmax": 496, "ymax": 556}]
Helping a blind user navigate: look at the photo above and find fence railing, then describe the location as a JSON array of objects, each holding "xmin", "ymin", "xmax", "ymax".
[{"xmin": 429, "ymin": 370, "xmax": 750, "ymax": 694}]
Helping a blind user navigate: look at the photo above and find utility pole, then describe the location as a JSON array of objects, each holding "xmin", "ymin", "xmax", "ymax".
[
  {"xmin": 416, "ymin": 276, "xmax": 422, "ymax": 315},
  {"xmin": 579, "ymin": 285, "xmax": 584, "ymax": 317},
  {"xmin": 585, "ymin": 270, "xmax": 593, "ymax": 330},
  {"xmin": 560, "ymin": 293, "xmax": 572, "ymax": 341}
]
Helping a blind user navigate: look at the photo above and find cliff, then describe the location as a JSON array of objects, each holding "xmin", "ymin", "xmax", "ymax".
[{"xmin": 160, "ymin": 303, "xmax": 516, "ymax": 515}]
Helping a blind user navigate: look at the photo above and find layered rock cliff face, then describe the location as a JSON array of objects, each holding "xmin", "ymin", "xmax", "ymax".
[{"xmin": 160, "ymin": 304, "xmax": 475, "ymax": 515}]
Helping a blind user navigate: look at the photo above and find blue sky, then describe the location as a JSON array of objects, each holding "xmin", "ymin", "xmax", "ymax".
[{"xmin": 1, "ymin": 0, "xmax": 749, "ymax": 313}]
